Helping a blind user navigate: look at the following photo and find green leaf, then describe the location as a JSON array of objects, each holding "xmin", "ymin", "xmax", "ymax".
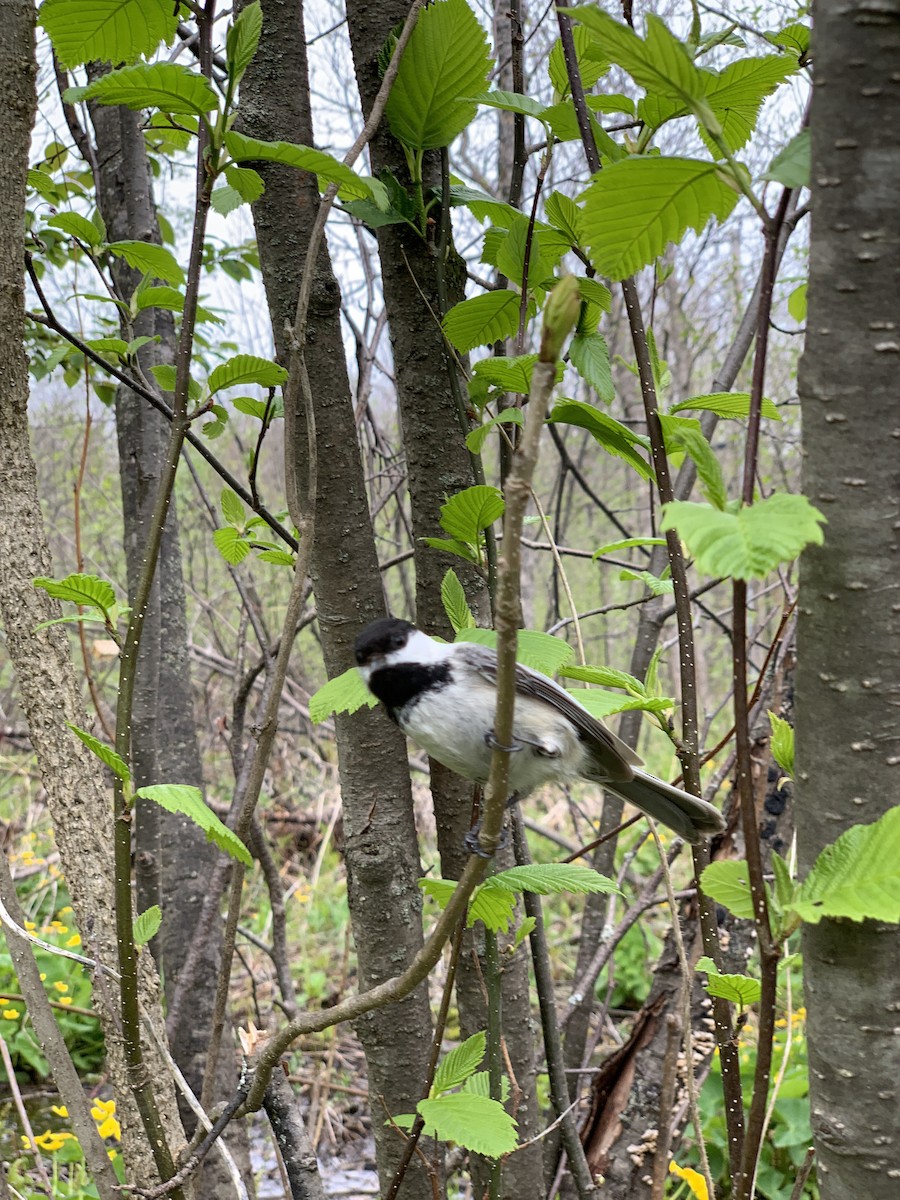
[
  {"xmin": 34, "ymin": 572, "xmax": 116, "ymax": 616},
  {"xmin": 593, "ymin": 536, "xmax": 666, "ymax": 558},
  {"xmin": 224, "ymin": 165, "xmax": 265, "ymax": 203},
  {"xmin": 772, "ymin": 851, "xmax": 797, "ymax": 915},
  {"xmin": 310, "ymin": 667, "xmax": 379, "ymax": 722},
  {"xmin": 134, "ymin": 286, "xmax": 185, "ymax": 315},
  {"xmin": 768, "ymin": 712, "xmax": 794, "ymax": 777},
  {"xmin": 439, "ymin": 485, "xmax": 505, "ymax": 543},
  {"xmin": 580, "ymin": 157, "xmax": 740, "ymax": 281},
  {"xmin": 416, "ymin": 1093, "xmax": 517, "ymax": 1157},
  {"xmin": 661, "ymin": 493, "xmax": 827, "ymax": 579},
  {"xmin": 659, "ymin": 413, "xmax": 728, "ymax": 510},
  {"xmin": 544, "ymin": 191, "xmax": 583, "ymax": 244},
  {"xmin": 548, "ymin": 399, "xmax": 653, "ymax": 480},
  {"xmin": 221, "ymin": 489, "xmax": 245, "ymax": 526},
  {"xmin": 792, "ymin": 808, "xmax": 900, "ymax": 925},
  {"xmin": 670, "ymin": 391, "xmax": 780, "ymax": 420},
  {"xmin": 470, "ymin": 354, "xmax": 555, "ymax": 397},
  {"xmin": 768, "ymin": 23, "xmax": 810, "ymax": 58},
  {"xmin": 462, "ymin": 1071, "xmax": 511, "ymax": 1101},
  {"xmin": 107, "ymin": 240, "xmax": 184, "ymax": 285},
  {"xmin": 704, "ymin": 56, "xmax": 794, "ymax": 152},
  {"xmin": 135, "ymin": 784, "xmax": 252, "ymax": 867},
  {"xmin": 133, "ymin": 905, "xmax": 162, "ymax": 947},
  {"xmin": 67, "ymin": 723, "xmax": 130, "ymax": 783},
  {"xmin": 208, "ymin": 354, "xmax": 287, "ymax": 393},
  {"xmin": 469, "ymin": 90, "xmax": 546, "ymax": 120},
  {"xmin": 442, "ymin": 290, "xmax": 523, "ymax": 353},
  {"xmin": 570, "ymin": 688, "xmax": 674, "ymax": 718},
  {"xmin": 576, "ymin": 276, "xmax": 612, "ymax": 330},
  {"xmin": 548, "ymin": 23, "xmax": 610, "ymax": 96},
  {"xmin": 46, "ymin": 212, "xmax": 103, "ymax": 248},
  {"xmin": 454, "ymin": 627, "xmax": 574, "ymax": 678},
  {"xmin": 40, "ymin": 0, "xmax": 178, "ymax": 68},
  {"xmin": 211, "ymin": 185, "xmax": 246, "ymax": 217},
  {"xmin": 213, "ymin": 527, "xmax": 251, "ymax": 564},
  {"xmin": 765, "ymin": 129, "xmax": 810, "ymax": 188},
  {"xmin": 561, "ymin": 664, "xmax": 645, "ymax": 694},
  {"xmin": 422, "ymin": 537, "xmax": 479, "ymax": 565},
  {"xmin": 787, "ymin": 284, "xmax": 807, "ymax": 324},
  {"xmin": 465, "ymin": 408, "xmax": 523, "ymax": 454},
  {"xmin": 569, "ymin": 10, "xmax": 704, "ymax": 106},
  {"xmin": 699, "ymin": 860, "xmax": 755, "ymax": 919},
  {"xmin": 226, "ymin": 0, "xmax": 262, "ymax": 84},
  {"xmin": 441, "ymin": 570, "xmax": 475, "ymax": 634},
  {"xmin": 256, "ymin": 549, "xmax": 295, "ymax": 567},
  {"xmin": 83, "ymin": 62, "xmax": 218, "ymax": 116},
  {"xmin": 542, "ymin": 95, "xmax": 634, "ymax": 143},
  {"xmin": 703, "ymin": 969, "xmax": 761, "ymax": 1006},
  {"xmin": 432, "ymin": 1032, "xmax": 486, "ymax": 1096},
  {"xmin": 568, "ymin": 332, "xmax": 614, "ymax": 404},
  {"xmin": 492, "ymin": 863, "xmax": 619, "ymax": 897},
  {"xmin": 225, "ymin": 131, "xmax": 382, "ymax": 204},
  {"xmin": 384, "ymin": 0, "xmax": 492, "ymax": 151},
  {"xmin": 618, "ymin": 567, "xmax": 674, "ymax": 596}
]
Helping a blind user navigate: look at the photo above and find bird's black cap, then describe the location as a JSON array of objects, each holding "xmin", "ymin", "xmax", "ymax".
[{"xmin": 354, "ymin": 617, "xmax": 415, "ymax": 665}]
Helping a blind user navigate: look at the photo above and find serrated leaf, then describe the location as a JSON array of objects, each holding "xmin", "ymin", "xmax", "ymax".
[
  {"xmin": 135, "ymin": 784, "xmax": 252, "ymax": 866},
  {"xmin": 571, "ymin": 689, "xmax": 674, "ymax": 718},
  {"xmin": 465, "ymin": 408, "xmax": 523, "ymax": 454},
  {"xmin": 593, "ymin": 536, "xmax": 666, "ymax": 558},
  {"xmin": 492, "ymin": 863, "xmax": 619, "ymax": 897},
  {"xmin": 448, "ymin": 184, "xmax": 520, "ymax": 227},
  {"xmin": 470, "ymin": 354, "xmax": 559, "ymax": 397},
  {"xmin": 208, "ymin": 354, "xmax": 287, "ymax": 393},
  {"xmin": 705, "ymin": 971, "xmax": 762, "ymax": 1006},
  {"xmin": 442, "ymin": 290, "xmax": 523, "ymax": 353},
  {"xmin": 543, "ymin": 94, "xmax": 634, "ymax": 143},
  {"xmin": 83, "ymin": 62, "xmax": 218, "ymax": 116},
  {"xmin": 792, "ymin": 808, "xmax": 900, "ymax": 925},
  {"xmin": 213, "ymin": 527, "xmax": 251, "ymax": 564},
  {"xmin": 659, "ymin": 413, "xmax": 728, "ymax": 510},
  {"xmin": 86, "ymin": 337, "xmax": 128, "ymax": 355},
  {"xmin": 569, "ymin": 10, "xmax": 703, "ymax": 105},
  {"xmin": 256, "ymin": 549, "xmax": 295, "ymax": 566},
  {"xmin": 670, "ymin": 391, "xmax": 780, "ymax": 420},
  {"xmin": 772, "ymin": 851, "xmax": 797, "ymax": 914},
  {"xmin": 619, "ymin": 567, "xmax": 675, "ymax": 596},
  {"xmin": 469, "ymin": 90, "xmax": 546, "ymax": 120},
  {"xmin": 705, "ymin": 56, "xmax": 794, "ymax": 152},
  {"xmin": 661, "ymin": 493, "xmax": 826, "ymax": 580},
  {"xmin": 787, "ymin": 284, "xmax": 807, "ymax": 324},
  {"xmin": 561, "ymin": 664, "xmax": 645, "ymax": 694},
  {"xmin": 220, "ymin": 488, "xmax": 245, "ymax": 526},
  {"xmin": 462, "ymin": 1071, "xmax": 511, "ymax": 1103},
  {"xmin": 513, "ymin": 915, "xmax": 536, "ymax": 950},
  {"xmin": 67, "ymin": 723, "xmax": 130, "ymax": 783},
  {"xmin": 226, "ymin": 0, "xmax": 262, "ymax": 84},
  {"xmin": 133, "ymin": 905, "xmax": 162, "ymax": 947},
  {"xmin": 441, "ymin": 570, "xmax": 475, "ymax": 634},
  {"xmin": 107, "ymin": 240, "xmax": 184, "ymax": 285},
  {"xmin": 224, "ymin": 164, "xmax": 265, "ymax": 203},
  {"xmin": 768, "ymin": 712, "xmax": 794, "ymax": 777},
  {"xmin": 134, "ymin": 286, "xmax": 185, "ymax": 314},
  {"xmin": 225, "ymin": 131, "xmax": 381, "ymax": 204},
  {"xmin": 544, "ymin": 191, "xmax": 583, "ymax": 244},
  {"xmin": 416, "ymin": 1093, "xmax": 517, "ymax": 1157},
  {"xmin": 34, "ymin": 572, "xmax": 116, "ymax": 615},
  {"xmin": 569, "ymin": 331, "xmax": 614, "ymax": 404},
  {"xmin": 764, "ymin": 129, "xmax": 810, "ymax": 188},
  {"xmin": 384, "ymin": 0, "xmax": 492, "ymax": 151},
  {"xmin": 439, "ymin": 485, "xmax": 505, "ymax": 543},
  {"xmin": 311, "ymin": 667, "xmax": 379, "ymax": 722},
  {"xmin": 419, "ymin": 876, "xmax": 517, "ymax": 931},
  {"xmin": 576, "ymin": 276, "xmax": 612, "ymax": 330},
  {"xmin": 548, "ymin": 399, "xmax": 653, "ymax": 480},
  {"xmin": 432, "ymin": 1032, "xmax": 486, "ymax": 1097},
  {"xmin": 211, "ymin": 185, "xmax": 246, "ymax": 217},
  {"xmin": 422, "ymin": 537, "xmax": 479, "ymax": 564},
  {"xmin": 46, "ymin": 212, "xmax": 103, "ymax": 247},
  {"xmin": 768, "ymin": 23, "xmax": 810, "ymax": 57},
  {"xmin": 40, "ymin": 0, "xmax": 178, "ymax": 68},
  {"xmin": 580, "ymin": 157, "xmax": 740, "ymax": 281},
  {"xmin": 699, "ymin": 860, "xmax": 755, "ymax": 919},
  {"xmin": 453, "ymin": 627, "xmax": 574, "ymax": 678}
]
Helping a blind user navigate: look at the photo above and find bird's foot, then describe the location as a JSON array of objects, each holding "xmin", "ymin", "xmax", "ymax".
[
  {"xmin": 484, "ymin": 730, "xmax": 522, "ymax": 754},
  {"xmin": 464, "ymin": 818, "xmax": 510, "ymax": 858}
]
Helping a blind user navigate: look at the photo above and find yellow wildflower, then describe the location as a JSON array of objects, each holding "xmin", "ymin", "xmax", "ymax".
[
  {"xmin": 34, "ymin": 1130, "xmax": 75, "ymax": 1153},
  {"xmin": 24, "ymin": 920, "xmax": 36, "ymax": 931},
  {"xmin": 92, "ymin": 1098, "xmax": 121, "ymax": 1141},
  {"xmin": 53, "ymin": 981, "xmax": 69, "ymax": 993},
  {"xmin": 3, "ymin": 1009, "xmax": 20, "ymax": 1020},
  {"xmin": 66, "ymin": 934, "xmax": 82, "ymax": 948},
  {"xmin": 59, "ymin": 996, "xmax": 73, "ymax": 1006},
  {"xmin": 59, "ymin": 906, "xmax": 73, "ymax": 915},
  {"xmin": 51, "ymin": 1105, "xmax": 69, "ymax": 1118},
  {"xmin": 669, "ymin": 1160, "xmax": 709, "ymax": 1200}
]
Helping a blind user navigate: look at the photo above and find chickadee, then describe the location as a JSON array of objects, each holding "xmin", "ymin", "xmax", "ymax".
[{"xmin": 354, "ymin": 617, "xmax": 725, "ymax": 845}]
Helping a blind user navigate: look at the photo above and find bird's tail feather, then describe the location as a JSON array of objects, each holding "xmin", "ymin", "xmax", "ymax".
[{"xmin": 608, "ymin": 769, "xmax": 724, "ymax": 844}]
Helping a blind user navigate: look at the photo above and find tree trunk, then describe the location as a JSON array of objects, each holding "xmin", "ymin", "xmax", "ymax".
[
  {"xmin": 237, "ymin": 2, "xmax": 437, "ymax": 1195},
  {"xmin": 796, "ymin": 5, "xmax": 900, "ymax": 1196},
  {"xmin": 0, "ymin": 3, "xmax": 185, "ymax": 1184}
]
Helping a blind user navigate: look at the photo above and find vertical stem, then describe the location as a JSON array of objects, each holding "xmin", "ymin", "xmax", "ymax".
[{"xmin": 484, "ymin": 927, "xmax": 503, "ymax": 1200}]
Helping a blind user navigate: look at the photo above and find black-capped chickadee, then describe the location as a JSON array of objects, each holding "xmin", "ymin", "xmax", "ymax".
[{"xmin": 354, "ymin": 617, "xmax": 725, "ymax": 845}]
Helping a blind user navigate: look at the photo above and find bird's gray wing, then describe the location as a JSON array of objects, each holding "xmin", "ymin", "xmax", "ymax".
[{"xmin": 454, "ymin": 642, "xmax": 642, "ymax": 783}]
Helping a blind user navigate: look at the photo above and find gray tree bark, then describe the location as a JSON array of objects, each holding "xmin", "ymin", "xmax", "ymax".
[
  {"xmin": 236, "ymin": 2, "xmax": 437, "ymax": 1196},
  {"xmin": 796, "ymin": 3, "xmax": 900, "ymax": 1196},
  {"xmin": 0, "ymin": 1, "xmax": 185, "ymax": 1185},
  {"xmin": 85, "ymin": 94, "xmax": 249, "ymax": 1197}
]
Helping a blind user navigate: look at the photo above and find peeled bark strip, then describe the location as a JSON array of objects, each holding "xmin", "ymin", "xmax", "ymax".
[{"xmin": 796, "ymin": 5, "xmax": 900, "ymax": 1196}]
